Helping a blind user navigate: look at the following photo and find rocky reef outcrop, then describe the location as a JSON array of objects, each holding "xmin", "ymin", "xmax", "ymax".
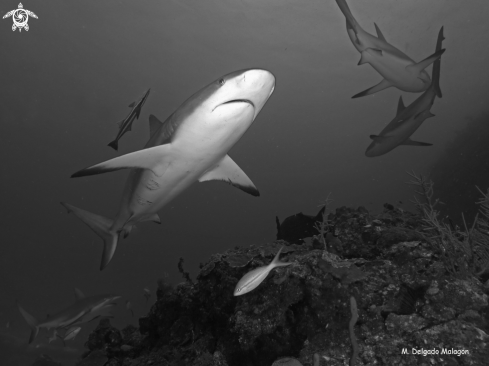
[{"xmin": 77, "ymin": 205, "xmax": 489, "ymax": 366}]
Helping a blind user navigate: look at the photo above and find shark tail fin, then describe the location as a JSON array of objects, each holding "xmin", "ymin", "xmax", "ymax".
[
  {"xmin": 60, "ymin": 202, "xmax": 120, "ymax": 270},
  {"xmin": 107, "ymin": 140, "xmax": 119, "ymax": 151},
  {"xmin": 17, "ymin": 303, "xmax": 39, "ymax": 344},
  {"xmin": 335, "ymin": 0, "xmax": 360, "ymax": 34},
  {"xmin": 432, "ymin": 26, "xmax": 444, "ymax": 98}
]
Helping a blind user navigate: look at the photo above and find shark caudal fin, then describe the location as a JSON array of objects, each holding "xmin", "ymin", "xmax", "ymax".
[
  {"xmin": 107, "ymin": 140, "xmax": 119, "ymax": 151},
  {"xmin": 335, "ymin": 0, "xmax": 360, "ymax": 33},
  {"xmin": 17, "ymin": 303, "xmax": 39, "ymax": 344},
  {"xmin": 60, "ymin": 202, "xmax": 120, "ymax": 270},
  {"xmin": 432, "ymin": 26, "xmax": 444, "ymax": 98}
]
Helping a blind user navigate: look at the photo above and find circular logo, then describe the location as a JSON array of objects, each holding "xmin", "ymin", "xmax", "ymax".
[{"xmin": 12, "ymin": 9, "xmax": 28, "ymax": 28}]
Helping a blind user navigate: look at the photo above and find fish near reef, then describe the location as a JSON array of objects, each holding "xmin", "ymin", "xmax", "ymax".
[
  {"xmin": 62, "ymin": 69, "xmax": 275, "ymax": 270},
  {"xmin": 108, "ymin": 89, "xmax": 151, "ymax": 151},
  {"xmin": 335, "ymin": 0, "xmax": 445, "ymax": 98},
  {"xmin": 276, "ymin": 206, "xmax": 325, "ymax": 244},
  {"xmin": 234, "ymin": 246, "xmax": 292, "ymax": 296},
  {"xmin": 365, "ymin": 27, "xmax": 444, "ymax": 157}
]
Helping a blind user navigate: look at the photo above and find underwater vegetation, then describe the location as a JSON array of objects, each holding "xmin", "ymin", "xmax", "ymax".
[
  {"xmin": 72, "ymin": 194, "xmax": 489, "ymax": 366},
  {"xmin": 406, "ymin": 171, "xmax": 489, "ymax": 282}
]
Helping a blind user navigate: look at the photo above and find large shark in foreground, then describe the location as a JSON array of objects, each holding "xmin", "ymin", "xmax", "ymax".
[
  {"xmin": 18, "ymin": 289, "xmax": 120, "ymax": 344},
  {"xmin": 62, "ymin": 69, "xmax": 275, "ymax": 270},
  {"xmin": 365, "ymin": 27, "xmax": 445, "ymax": 157},
  {"xmin": 335, "ymin": 0, "xmax": 445, "ymax": 98}
]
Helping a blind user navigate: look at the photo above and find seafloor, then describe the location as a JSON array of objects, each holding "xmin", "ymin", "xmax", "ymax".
[{"xmin": 34, "ymin": 204, "xmax": 489, "ymax": 366}]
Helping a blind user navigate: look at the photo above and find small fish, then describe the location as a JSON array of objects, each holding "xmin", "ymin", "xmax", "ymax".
[
  {"xmin": 125, "ymin": 300, "xmax": 134, "ymax": 317},
  {"xmin": 143, "ymin": 288, "xmax": 151, "ymax": 303},
  {"xmin": 234, "ymin": 246, "xmax": 292, "ymax": 296},
  {"xmin": 5, "ymin": 321, "xmax": 9, "ymax": 329},
  {"xmin": 107, "ymin": 89, "xmax": 151, "ymax": 151}
]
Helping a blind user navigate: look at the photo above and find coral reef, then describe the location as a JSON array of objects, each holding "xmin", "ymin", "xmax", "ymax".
[{"xmin": 76, "ymin": 203, "xmax": 489, "ymax": 366}]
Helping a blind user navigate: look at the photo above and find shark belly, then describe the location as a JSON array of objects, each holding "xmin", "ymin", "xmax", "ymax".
[
  {"xmin": 367, "ymin": 51, "xmax": 428, "ymax": 92},
  {"xmin": 119, "ymin": 102, "xmax": 255, "ymax": 227}
]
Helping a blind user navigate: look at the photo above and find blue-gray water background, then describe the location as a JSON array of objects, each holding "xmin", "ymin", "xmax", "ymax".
[{"xmin": 0, "ymin": 0, "xmax": 488, "ymax": 364}]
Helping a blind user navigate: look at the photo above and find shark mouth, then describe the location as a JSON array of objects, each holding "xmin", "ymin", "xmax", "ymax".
[{"xmin": 213, "ymin": 99, "xmax": 254, "ymax": 111}]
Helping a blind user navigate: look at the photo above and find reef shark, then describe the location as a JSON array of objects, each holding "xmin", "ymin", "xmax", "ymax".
[
  {"xmin": 365, "ymin": 27, "xmax": 444, "ymax": 157},
  {"xmin": 108, "ymin": 88, "xmax": 151, "ymax": 151},
  {"xmin": 62, "ymin": 69, "xmax": 275, "ymax": 270},
  {"xmin": 335, "ymin": 0, "xmax": 445, "ymax": 98},
  {"xmin": 18, "ymin": 288, "xmax": 120, "ymax": 344}
]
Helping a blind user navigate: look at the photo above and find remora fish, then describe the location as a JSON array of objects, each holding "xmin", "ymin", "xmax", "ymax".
[
  {"xmin": 62, "ymin": 69, "xmax": 275, "ymax": 270},
  {"xmin": 59, "ymin": 326, "xmax": 81, "ymax": 342},
  {"xmin": 365, "ymin": 27, "xmax": 445, "ymax": 157},
  {"xmin": 335, "ymin": 0, "xmax": 445, "ymax": 98},
  {"xmin": 108, "ymin": 89, "xmax": 151, "ymax": 151},
  {"xmin": 18, "ymin": 288, "xmax": 120, "ymax": 344},
  {"xmin": 234, "ymin": 246, "xmax": 292, "ymax": 296}
]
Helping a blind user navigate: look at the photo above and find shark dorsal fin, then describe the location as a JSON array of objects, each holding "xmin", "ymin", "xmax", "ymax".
[
  {"xmin": 74, "ymin": 288, "xmax": 86, "ymax": 301},
  {"xmin": 374, "ymin": 23, "xmax": 386, "ymax": 42},
  {"xmin": 396, "ymin": 96, "xmax": 406, "ymax": 115},
  {"xmin": 198, "ymin": 154, "xmax": 259, "ymax": 196},
  {"xmin": 149, "ymin": 114, "xmax": 164, "ymax": 139}
]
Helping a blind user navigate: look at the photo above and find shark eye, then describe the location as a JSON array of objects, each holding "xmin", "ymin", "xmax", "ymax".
[{"xmin": 218, "ymin": 78, "xmax": 225, "ymax": 86}]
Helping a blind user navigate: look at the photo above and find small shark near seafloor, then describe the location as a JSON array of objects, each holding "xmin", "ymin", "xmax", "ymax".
[
  {"xmin": 62, "ymin": 69, "xmax": 275, "ymax": 270},
  {"xmin": 18, "ymin": 288, "xmax": 120, "ymax": 344}
]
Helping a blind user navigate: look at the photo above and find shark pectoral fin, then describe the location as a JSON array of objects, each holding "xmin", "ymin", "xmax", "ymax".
[
  {"xmin": 60, "ymin": 202, "xmax": 120, "ymax": 270},
  {"xmin": 369, "ymin": 135, "xmax": 388, "ymax": 142},
  {"xmin": 17, "ymin": 303, "xmax": 39, "ymax": 344},
  {"xmin": 357, "ymin": 52, "xmax": 368, "ymax": 65},
  {"xmin": 128, "ymin": 102, "xmax": 135, "ymax": 108},
  {"xmin": 198, "ymin": 154, "xmax": 260, "ymax": 197},
  {"xmin": 74, "ymin": 288, "xmax": 86, "ymax": 301},
  {"xmin": 352, "ymin": 79, "xmax": 392, "ymax": 98},
  {"xmin": 406, "ymin": 49, "xmax": 446, "ymax": 74},
  {"xmin": 71, "ymin": 145, "xmax": 172, "ymax": 178},
  {"xmin": 401, "ymin": 138, "xmax": 433, "ymax": 146},
  {"xmin": 374, "ymin": 23, "xmax": 387, "ymax": 42},
  {"xmin": 149, "ymin": 114, "xmax": 164, "ymax": 138},
  {"xmin": 140, "ymin": 213, "xmax": 161, "ymax": 225},
  {"xmin": 396, "ymin": 96, "xmax": 406, "ymax": 115}
]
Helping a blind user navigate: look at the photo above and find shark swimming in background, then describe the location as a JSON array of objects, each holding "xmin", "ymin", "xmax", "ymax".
[
  {"xmin": 62, "ymin": 69, "xmax": 275, "ymax": 270},
  {"xmin": 335, "ymin": 0, "xmax": 445, "ymax": 98},
  {"xmin": 18, "ymin": 288, "xmax": 120, "ymax": 344},
  {"xmin": 108, "ymin": 88, "xmax": 151, "ymax": 151},
  {"xmin": 365, "ymin": 27, "xmax": 445, "ymax": 157}
]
